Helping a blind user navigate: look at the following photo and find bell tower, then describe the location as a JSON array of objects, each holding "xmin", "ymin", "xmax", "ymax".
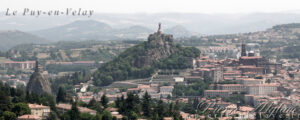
[{"xmin": 241, "ymin": 41, "xmax": 247, "ymax": 57}]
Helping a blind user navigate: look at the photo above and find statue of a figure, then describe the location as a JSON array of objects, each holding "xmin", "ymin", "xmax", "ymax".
[{"xmin": 157, "ymin": 23, "xmax": 161, "ymax": 34}]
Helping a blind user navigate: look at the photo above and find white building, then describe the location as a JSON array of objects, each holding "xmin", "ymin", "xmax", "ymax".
[{"xmin": 247, "ymin": 83, "xmax": 279, "ymax": 96}]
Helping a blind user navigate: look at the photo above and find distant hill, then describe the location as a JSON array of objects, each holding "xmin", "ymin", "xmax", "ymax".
[
  {"xmin": 31, "ymin": 20, "xmax": 156, "ymax": 41},
  {"xmin": 113, "ymin": 25, "xmax": 153, "ymax": 39},
  {"xmin": 164, "ymin": 25, "xmax": 192, "ymax": 37},
  {"xmin": 272, "ymin": 23, "xmax": 300, "ymax": 30},
  {"xmin": 3, "ymin": 12, "xmax": 300, "ymax": 35},
  {"xmin": 31, "ymin": 20, "xmax": 116, "ymax": 41},
  {"xmin": 0, "ymin": 30, "xmax": 47, "ymax": 51},
  {"xmin": 32, "ymin": 20, "xmax": 202, "ymax": 41}
]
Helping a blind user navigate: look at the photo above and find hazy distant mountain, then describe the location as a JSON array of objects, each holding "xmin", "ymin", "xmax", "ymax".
[
  {"xmin": 113, "ymin": 25, "xmax": 153, "ymax": 39},
  {"xmin": 164, "ymin": 25, "xmax": 192, "ymax": 37},
  {"xmin": 0, "ymin": 30, "xmax": 47, "ymax": 51},
  {"xmin": 31, "ymin": 20, "xmax": 158, "ymax": 41},
  {"xmin": 32, "ymin": 20, "xmax": 116, "ymax": 41},
  {"xmin": 2, "ymin": 12, "xmax": 300, "ymax": 35}
]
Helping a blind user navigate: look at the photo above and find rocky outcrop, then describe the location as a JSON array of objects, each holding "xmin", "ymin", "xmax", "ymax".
[
  {"xmin": 134, "ymin": 32, "xmax": 177, "ymax": 67},
  {"xmin": 93, "ymin": 23, "xmax": 200, "ymax": 86},
  {"xmin": 26, "ymin": 61, "xmax": 52, "ymax": 95}
]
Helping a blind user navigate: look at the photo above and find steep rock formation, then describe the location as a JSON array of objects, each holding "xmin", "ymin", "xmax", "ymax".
[
  {"xmin": 134, "ymin": 32, "xmax": 177, "ymax": 67},
  {"xmin": 26, "ymin": 61, "xmax": 52, "ymax": 95},
  {"xmin": 93, "ymin": 23, "xmax": 200, "ymax": 86}
]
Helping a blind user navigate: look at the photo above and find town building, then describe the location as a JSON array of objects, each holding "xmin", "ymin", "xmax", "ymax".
[
  {"xmin": 204, "ymin": 90, "xmax": 232, "ymax": 98},
  {"xmin": 28, "ymin": 104, "xmax": 50, "ymax": 120},
  {"xmin": 247, "ymin": 83, "xmax": 279, "ymax": 96},
  {"xmin": 56, "ymin": 103, "xmax": 97, "ymax": 115},
  {"xmin": 216, "ymin": 84, "xmax": 246, "ymax": 93},
  {"xmin": 0, "ymin": 61, "xmax": 35, "ymax": 70}
]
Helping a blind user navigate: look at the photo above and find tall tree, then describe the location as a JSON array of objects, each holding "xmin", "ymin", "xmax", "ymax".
[
  {"xmin": 47, "ymin": 111, "xmax": 58, "ymax": 120},
  {"xmin": 88, "ymin": 98, "xmax": 97, "ymax": 108},
  {"xmin": 142, "ymin": 92, "xmax": 151, "ymax": 117},
  {"xmin": 101, "ymin": 94, "xmax": 109, "ymax": 108},
  {"xmin": 168, "ymin": 102, "xmax": 174, "ymax": 116},
  {"xmin": 128, "ymin": 111, "xmax": 138, "ymax": 120},
  {"xmin": 56, "ymin": 87, "xmax": 67, "ymax": 103},
  {"xmin": 157, "ymin": 100, "xmax": 165, "ymax": 119},
  {"xmin": 0, "ymin": 91, "xmax": 11, "ymax": 112},
  {"xmin": 192, "ymin": 98, "xmax": 199, "ymax": 109},
  {"xmin": 102, "ymin": 111, "xmax": 112, "ymax": 120},
  {"xmin": 69, "ymin": 101, "xmax": 80, "ymax": 120},
  {"xmin": 173, "ymin": 101, "xmax": 181, "ymax": 118}
]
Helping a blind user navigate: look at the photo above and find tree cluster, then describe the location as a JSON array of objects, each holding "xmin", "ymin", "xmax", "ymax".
[{"xmin": 115, "ymin": 92, "xmax": 183, "ymax": 120}]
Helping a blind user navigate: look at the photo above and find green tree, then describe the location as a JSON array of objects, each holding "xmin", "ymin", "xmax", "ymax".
[
  {"xmin": 192, "ymin": 98, "xmax": 199, "ymax": 109},
  {"xmin": 88, "ymin": 98, "xmax": 103, "ymax": 113},
  {"xmin": 88, "ymin": 98, "xmax": 97, "ymax": 107},
  {"xmin": 157, "ymin": 100, "xmax": 165, "ymax": 119},
  {"xmin": 112, "ymin": 116, "xmax": 117, "ymax": 120},
  {"xmin": 68, "ymin": 101, "xmax": 80, "ymax": 120},
  {"xmin": 128, "ymin": 111, "xmax": 138, "ymax": 120},
  {"xmin": 3, "ymin": 111, "xmax": 17, "ymax": 120},
  {"xmin": 101, "ymin": 94, "xmax": 109, "ymax": 108},
  {"xmin": 80, "ymin": 113, "xmax": 94, "ymax": 120},
  {"xmin": 167, "ymin": 102, "xmax": 174, "ymax": 116},
  {"xmin": 101, "ymin": 111, "xmax": 112, "ymax": 120},
  {"xmin": 0, "ymin": 91, "xmax": 11, "ymax": 112},
  {"xmin": 56, "ymin": 87, "xmax": 67, "ymax": 103},
  {"xmin": 173, "ymin": 101, "xmax": 181, "ymax": 118},
  {"xmin": 93, "ymin": 114, "xmax": 102, "ymax": 120},
  {"xmin": 142, "ymin": 92, "xmax": 151, "ymax": 117},
  {"xmin": 151, "ymin": 113, "xmax": 159, "ymax": 120},
  {"xmin": 11, "ymin": 103, "xmax": 30, "ymax": 116},
  {"xmin": 47, "ymin": 111, "xmax": 58, "ymax": 120},
  {"xmin": 121, "ymin": 116, "xmax": 128, "ymax": 120},
  {"xmin": 25, "ymin": 91, "xmax": 33, "ymax": 103}
]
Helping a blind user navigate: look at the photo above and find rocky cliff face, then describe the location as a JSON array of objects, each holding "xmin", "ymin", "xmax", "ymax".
[
  {"xmin": 93, "ymin": 25, "xmax": 200, "ymax": 86},
  {"xmin": 26, "ymin": 61, "xmax": 52, "ymax": 95},
  {"xmin": 134, "ymin": 32, "xmax": 177, "ymax": 67}
]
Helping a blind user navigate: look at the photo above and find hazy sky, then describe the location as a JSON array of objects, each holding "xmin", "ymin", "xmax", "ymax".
[{"xmin": 1, "ymin": 0, "xmax": 300, "ymax": 14}]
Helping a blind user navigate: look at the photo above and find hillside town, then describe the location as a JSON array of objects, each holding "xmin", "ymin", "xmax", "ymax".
[
  {"xmin": 3, "ymin": 0, "xmax": 300, "ymax": 119},
  {"xmin": 1, "ymin": 23, "xmax": 300, "ymax": 120}
]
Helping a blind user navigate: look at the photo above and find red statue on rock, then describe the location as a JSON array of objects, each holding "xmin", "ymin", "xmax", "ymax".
[{"xmin": 157, "ymin": 22, "xmax": 161, "ymax": 34}]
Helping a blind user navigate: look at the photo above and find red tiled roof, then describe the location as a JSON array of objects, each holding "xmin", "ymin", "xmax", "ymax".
[
  {"xmin": 205, "ymin": 90, "xmax": 230, "ymax": 92},
  {"xmin": 247, "ymin": 83, "xmax": 279, "ymax": 87},
  {"xmin": 239, "ymin": 66, "xmax": 263, "ymax": 69},
  {"xmin": 18, "ymin": 114, "xmax": 40, "ymax": 119},
  {"xmin": 219, "ymin": 84, "xmax": 243, "ymax": 87},
  {"xmin": 29, "ymin": 104, "xmax": 50, "ymax": 109},
  {"xmin": 73, "ymin": 61, "xmax": 95, "ymax": 64},
  {"xmin": 240, "ymin": 56, "xmax": 262, "ymax": 59},
  {"xmin": 5, "ymin": 61, "xmax": 35, "ymax": 64}
]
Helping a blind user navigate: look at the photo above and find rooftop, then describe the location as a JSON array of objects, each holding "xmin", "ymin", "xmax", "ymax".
[
  {"xmin": 29, "ymin": 104, "xmax": 50, "ymax": 109},
  {"xmin": 18, "ymin": 114, "xmax": 41, "ymax": 120},
  {"xmin": 240, "ymin": 56, "xmax": 263, "ymax": 59}
]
